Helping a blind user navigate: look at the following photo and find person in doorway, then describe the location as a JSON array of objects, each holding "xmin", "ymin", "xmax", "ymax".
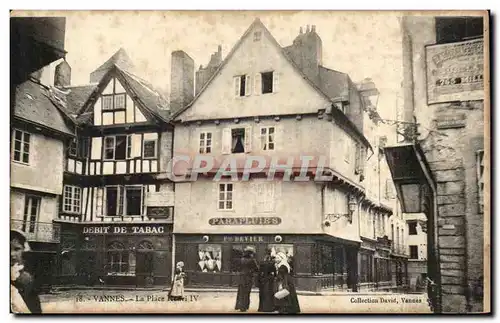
[
  {"xmin": 235, "ymin": 246, "xmax": 259, "ymax": 312},
  {"xmin": 273, "ymin": 252, "xmax": 300, "ymax": 314},
  {"xmin": 10, "ymin": 230, "xmax": 42, "ymax": 314},
  {"xmin": 168, "ymin": 262, "xmax": 186, "ymax": 301},
  {"xmin": 258, "ymin": 248, "xmax": 276, "ymax": 312}
]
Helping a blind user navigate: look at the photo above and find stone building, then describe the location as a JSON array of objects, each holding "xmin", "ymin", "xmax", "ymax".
[
  {"xmin": 170, "ymin": 18, "xmax": 397, "ymax": 292},
  {"xmin": 384, "ymin": 14, "xmax": 488, "ymax": 313}
]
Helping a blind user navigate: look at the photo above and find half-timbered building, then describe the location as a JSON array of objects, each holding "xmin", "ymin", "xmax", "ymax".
[{"xmin": 53, "ymin": 49, "xmax": 175, "ymax": 287}]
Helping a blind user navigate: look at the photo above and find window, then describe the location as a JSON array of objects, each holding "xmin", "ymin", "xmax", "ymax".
[
  {"xmin": 198, "ymin": 244, "xmax": 222, "ymax": 272},
  {"xmin": 63, "ymin": 185, "xmax": 81, "ymax": 214},
  {"xmin": 143, "ymin": 139, "xmax": 157, "ymax": 159},
  {"xmin": 125, "ymin": 186, "xmax": 143, "ymax": 216},
  {"xmin": 261, "ymin": 71, "xmax": 274, "ymax": 94},
  {"xmin": 68, "ymin": 138, "xmax": 77, "ymax": 157},
  {"xmin": 253, "ymin": 31, "xmax": 261, "ymax": 41},
  {"xmin": 23, "ymin": 195, "xmax": 40, "ymax": 233},
  {"xmin": 102, "ymin": 96, "xmax": 113, "ymax": 111},
  {"xmin": 12, "ymin": 129, "xmax": 30, "ymax": 164},
  {"xmin": 79, "ymin": 137, "xmax": 89, "ymax": 158},
  {"xmin": 409, "ymin": 245, "xmax": 419, "ymax": 259},
  {"xmin": 436, "ymin": 17, "xmax": 483, "ymax": 44},
  {"xmin": 218, "ymin": 183, "xmax": 233, "ymax": 210},
  {"xmin": 408, "ymin": 221, "xmax": 418, "ymax": 235},
  {"xmin": 105, "ymin": 185, "xmax": 143, "ymax": 216},
  {"xmin": 103, "ymin": 135, "xmax": 128, "ymax": 160},
  {"xmin": 102, "ymin": 94, "xmax": 126, "ymax": 111},
  {"xmin": 106, "ymin": 242, "xmax": 130, "ymax": 275},
  {"xmin": 477, "ymin": 150, "xmax": 484, "ymax": 214},
  {"xmin": 234, "ymin": 75, "xmax": 251, "ymax": 97},
  {"xmin": 231, "ymin": 128, "xmax": 245, "ymax": 154},
  {"xmin": 260, "ymin": 126, "xmax": 275, "ymax": 151},
  {"xmin": 255, "ymin": 182, "xmax": 275, "ymax": 213},
  {"xmin": 199, "ymin": 132, "xmax": 212, "ymax": 154}
]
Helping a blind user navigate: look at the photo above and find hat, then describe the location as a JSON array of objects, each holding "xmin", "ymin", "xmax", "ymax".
[
  {"xmin": 176, "ymin": 261, "xmax": 185, "ymax": 268},
  {"xmin": 10, "ymin": 230, "xmax": 30, "ymax": 251},
  {"xmin": 244, "ymin": 246, "xmax": 255, "ymax": 253}
]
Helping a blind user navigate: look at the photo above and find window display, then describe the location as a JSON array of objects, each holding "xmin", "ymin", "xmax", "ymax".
[{"xmin": 198, "ymin": 244, "xmax": 222, "ymax": 272}]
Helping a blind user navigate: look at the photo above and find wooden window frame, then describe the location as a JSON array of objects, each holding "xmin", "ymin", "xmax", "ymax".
[
  {"xmin": 63, "ymin": 185, "xmax": 82, "ymax": 214},
  {"xmin": 199, "ymin": 132, "xmax": 212, "ymax": 154},
  {"xmin": 260, "ymin": 126, "xmax": 275, "ymax": 151},
  {"xmin": 12, "ymin": 129, "xmax": 31, "ymax": 165},
  {"xmin": 218, "ymin": 183, "xmax": 234, "ymax": 211}
]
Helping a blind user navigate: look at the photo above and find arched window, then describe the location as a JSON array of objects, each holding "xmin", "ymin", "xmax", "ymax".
[{"xmin": 106, "ymin": 241, "xmax": 129, "ymax": 274}]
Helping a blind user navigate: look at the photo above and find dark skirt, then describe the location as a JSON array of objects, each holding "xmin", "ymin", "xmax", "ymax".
[
  {"xmin": 235, "ymin": 274, "xmax": 253, "ymax": 311},
  {"xmin": 258, "ymin": 276, "xmax": 276, "ymax": 312},
  {"xmin": 274, "ymin": 267, "xmax": 300, "ymax": 314}
]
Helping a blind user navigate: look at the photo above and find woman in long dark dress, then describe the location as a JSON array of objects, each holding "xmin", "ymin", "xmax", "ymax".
[
  {"xmin": 273, "ymin": 252, "xmax": 300, "ymax": 314},
  {"xmin": 258, "ymin": 249, "xmax": 276, "ymax": 312},
  {"xmin": 235, "ymin": 247, "xmax": 259, "ymax": 312}
]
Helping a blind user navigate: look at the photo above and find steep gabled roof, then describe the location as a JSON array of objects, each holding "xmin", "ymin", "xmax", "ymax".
[
  {"xmin": 90, "ymin": 48, "xmax": 134, "ymax": 82},
  {"xmin": 14, "ymin": 79, "xmax": 74, "ymax": 136},
  {"xmin": 171, "ymin": 18, "xmax": 371, "ymax": 150},
  {"xmin": 172, "ymin": 18, "xmax": 342, "ymax": 120}
]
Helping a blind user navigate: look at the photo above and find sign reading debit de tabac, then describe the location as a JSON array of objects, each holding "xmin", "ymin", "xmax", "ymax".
[{"xmin": 83, "ymin": 226, "xmax": 165, "ymax": 234}]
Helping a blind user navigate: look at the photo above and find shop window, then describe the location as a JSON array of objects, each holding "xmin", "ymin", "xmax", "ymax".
[
  {"xmin": 360, "ymin": 253, "xmax": 373, "ymax": 283},
  {"xmin": 106, "ymin": 241, "xmax": 130, "ymax": 275},
  {"xmin": 198, "ymin": 244, "xmax": 222, "ymax": 273},
  {"xmin": 320, "ymin": 244, "xmax": 334, "ymax": 275},
  {"xmin": 409, "ymin": 245, "xmax": 418, "ymax": 259}
]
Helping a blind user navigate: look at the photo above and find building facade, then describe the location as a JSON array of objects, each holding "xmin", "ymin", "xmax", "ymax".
[
  {"xmin": 406, "ymin": 212, "xmax": 428, "ymax": 291},
  {"xmin": 169, "ymin": 19, "xmax": 401, "ymax": 292},
  {"xmin": 385, "ymin": 14, "xmax": 488, "ymax": 312},
  {"xmin": 50, "ymin": 50, "xmax": 176, "ymax": 287},
  {"xmin": 10, "ymin": 68, "xmax": 75, "ymax": 291}
]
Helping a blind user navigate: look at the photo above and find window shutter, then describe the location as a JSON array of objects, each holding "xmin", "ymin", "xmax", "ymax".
[
  {"xmin": 254, "ymin": 73, "xmax": 261, "ymax": 96},
  {"xmin": 221, "ymin": 128, "xmax": 231, "ymax": 155},
  {"xmin": 244, "ymin": 126, "xmax": 252, "ymax": 153},
  {"xmin": 142, "ymin": 185, "xmax": 147, "ymax": 216},
  {"xmin": 91, "ymin": 137, "xmax": 102, "ymax": 160},
  {"xmin": 245, "ymin": 75, "xmax": 252, "ymax": 96},
  {"xmin": 273, "ymin": 71, "xmax": 280, "ymax": 93},
  {"xmin": 96, "ymin": 188, "xmax": 103, "ymax": 217},
  {"xmin": 354, "ymin": 143, "xmax": 361, "ymax": 174},
  {"xmin": 234, "ymin": 76, "xmax": 241, "ymax": 97},
  {"xmin": 132, "ymin": 134, "xmax": 142, "ymax": 157}
]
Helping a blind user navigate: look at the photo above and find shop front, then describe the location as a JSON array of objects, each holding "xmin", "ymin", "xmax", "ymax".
[
  {"xmin": 56, "ymin": 222, "xmax": 173, "ymax": 287},
  {"xmin": 174, "ymin": 233, "xmax": 359, "ymax": 292},
  {"xmin": 358, "ymin": 237, "xmax": 377, "ymax": 291}
]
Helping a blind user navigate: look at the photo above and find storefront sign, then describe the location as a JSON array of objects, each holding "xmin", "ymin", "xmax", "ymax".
[
  {"xmin": 147, "ymin": 207, "xmax": 173, "ymax": 221},
  {"xmin": 435, "ymin": 114, "xmax": 466, "ymax": 129},
  {"xmin": 426, "ymin": 38, "xmax": 484, "ymax": 104},
  {"xmin": 82, "ymin": 225, "xmax": 166, "ymax": 235},
  {"xmin": 223, "ymin": 235, "xmax": 265, "ymax": 243},
  {"xmin": 208, "ymin": 217, "xmax": 281, "ymax": 225}
]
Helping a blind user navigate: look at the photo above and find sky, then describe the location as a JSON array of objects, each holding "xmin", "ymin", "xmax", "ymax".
[{"xmin": 42, "ymin": 11, "xmax": 405, "ymax": 122}]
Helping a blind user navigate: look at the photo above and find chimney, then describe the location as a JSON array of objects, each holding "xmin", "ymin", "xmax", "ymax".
[
  {"xmin": 170, "ymin": 50, "xmax": 194, "ymax": 112},
  {"xmin": 54, "ymin": 60, "xmax": 71, "ymax": 88},
  {"xmin": 195, "ymin": 46, "xmax": 223, "ymax": 95},
  {"xmin": 286, "ymin": 24, "xmax": 323, "ymax": 82}
]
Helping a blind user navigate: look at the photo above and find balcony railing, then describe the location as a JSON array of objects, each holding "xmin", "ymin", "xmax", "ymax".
[{"xmin": 11, "ymin": 219, "xmax": 60, "ymax": 243}]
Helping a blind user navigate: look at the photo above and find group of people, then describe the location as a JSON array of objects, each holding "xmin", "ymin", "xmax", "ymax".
[{"xmin": 235, "ymin": 246, "xmax": 301, "ymax": 314}]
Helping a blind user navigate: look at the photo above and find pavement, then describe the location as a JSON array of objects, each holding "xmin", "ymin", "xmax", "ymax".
[{"xmin": 40, "ymin": 289, "xmax": 432, "ymax": 314}]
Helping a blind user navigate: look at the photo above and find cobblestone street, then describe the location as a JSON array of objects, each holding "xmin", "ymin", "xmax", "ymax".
[{"xmin": 40, "ymin": 289, "xmax": 432, "ymax": 314}]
